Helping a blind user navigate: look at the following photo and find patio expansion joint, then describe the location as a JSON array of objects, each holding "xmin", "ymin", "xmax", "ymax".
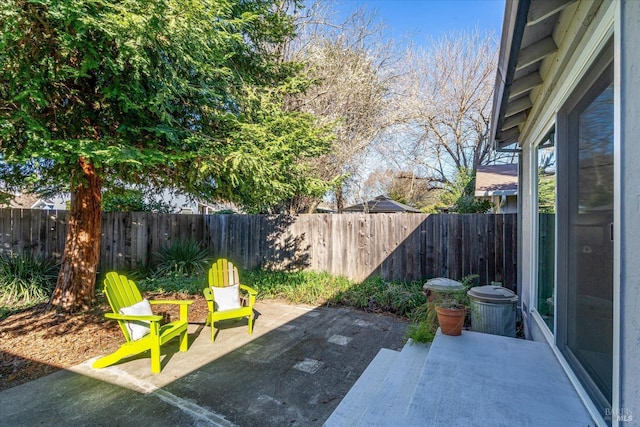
[
  {"xmin": 150, "ymin": 388, "xmax": 237, "ymax": 427},
  {"xmin": 79, "ymin": 361, "xmax": 235, "ymax": 426}
]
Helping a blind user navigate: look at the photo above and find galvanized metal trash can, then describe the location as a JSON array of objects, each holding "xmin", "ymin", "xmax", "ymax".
[
  {"xmin": 423, "ymin": 278, "xmax": 465, "ymax": 302},
  {"xmin": 467, "ymin": 285, "xmax": 518, "ymax": 337}
]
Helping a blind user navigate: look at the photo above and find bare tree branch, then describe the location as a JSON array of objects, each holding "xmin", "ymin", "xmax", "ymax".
[{"xmin": 378, "ymin": 30, "xmax": 510, "ymax": 186}]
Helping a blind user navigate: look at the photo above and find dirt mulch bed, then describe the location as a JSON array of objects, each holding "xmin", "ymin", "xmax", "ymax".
[{"xmin": 0, "ymin": 293, "xmax": 209, "ymax": 392}]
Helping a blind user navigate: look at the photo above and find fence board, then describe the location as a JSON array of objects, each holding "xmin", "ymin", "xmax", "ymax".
[
  {"xmin": 55, "ymin": 211, "xmax": 67, "ymax": 259},
  {"xmin": 12, "ymin": 209, "xmax": 22, "ymax": 253},
  {"xmin": 0, "ymin": 210, "xmax": 518, "ymax": 292},
  {"xmin": 504, "ymin": 213, "xmax": 517, "ymax": 289},
  {"xmin": 476, "ymin": 216, "xmax": 487, "ymax": 284}
]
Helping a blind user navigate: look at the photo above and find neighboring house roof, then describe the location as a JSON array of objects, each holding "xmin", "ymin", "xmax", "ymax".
[
  {"xmin": 343, "ymin": 195, "xmax": 422, "ymax": 213},
  {"xmin": 474, "ymin": 164, "xmax": 518, "ymax": 197},
  {"xmin": 314, "ymin": 203, "xmax": 336, "ymax": 214},
  {"xmin": 5, "ymin": 193, "xmax": 68, "ymax": 210},
  {"xmin": 32, "ymin": 199, "xmax": 59, "ymax": 210},
  {"xmin": 8, "ymin": 194, "xmax": 41, "ymax": 209}
]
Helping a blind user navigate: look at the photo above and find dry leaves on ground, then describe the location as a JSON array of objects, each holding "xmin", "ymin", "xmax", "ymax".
[{"xmin": 0, "ymin": 294, "xmax": 209, "ymax": 392}]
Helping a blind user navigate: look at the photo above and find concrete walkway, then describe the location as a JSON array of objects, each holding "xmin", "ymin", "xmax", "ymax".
[{"xmin": 0, "ymin": 301, "xmax": 408, "ymax": 426}]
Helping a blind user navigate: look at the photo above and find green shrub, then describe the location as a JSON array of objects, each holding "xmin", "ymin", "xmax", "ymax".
[
  {"xmin": 333, "ymin": 277, "xmax": 426, "ymax": 317},
  {"xmin": 405, "ymin": 300, "xmax": 439, "ymax": 342},
  {"xmin": 408, "ymin": 301, "xmax": 430, "ymax": 323},
  {"xmin": 332, "ymin": 276, "xmax": 387, "ymax": 309},
  {"xmin": 0, "ymin": 252, "xmax": 59, "ymax": 306},
  {"xmin": 405, "ymin": 273, "xmax": 480, "ymax": 342},
  {"xmin": 406, "ymin": 320, "xmax": 437, "ymax": 343},
  {"xmin": 138, "ymin": 275, "xmax": 206, "ymax": 294},
  {"xmin": 243, "ymin": 270, "xmax": 354, "ymax": 305},
  {"xmin": 102, "ymin": 263, "xmax": 430, "ymax": 331},
  {"xmin": 241, "ymin": 271, "xmax": 427, "ymax": 319},
  {"xmin": 378, "ymin": 280, "xmax": 426, "ymax": 316},
  {"xmin": 152, "ymin": 241, "xmax": 210, "ymax": 278}
]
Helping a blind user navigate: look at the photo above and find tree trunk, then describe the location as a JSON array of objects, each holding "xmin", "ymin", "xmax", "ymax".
[
  {"xmin": 49, "ymin": 158, "xmax": 102, "ymax": 310},
  {"xmin": 336, "ymin": 186, "xmax": 344, "ymax": 213}
]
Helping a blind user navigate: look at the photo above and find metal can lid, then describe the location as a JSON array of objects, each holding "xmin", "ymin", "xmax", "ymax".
[
  {"xmin": 467, "ymin": 285, "xmax": 518, "ymax": 304},
  {"xmin": 423, "ymin": 277, "xmax": 465, "ymax": 292}
]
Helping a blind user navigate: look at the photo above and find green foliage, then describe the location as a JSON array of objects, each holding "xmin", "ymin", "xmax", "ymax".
[
  {"xmin": 455, "ymin": 273, "xmax": 479, "ymax": 306},
  {"xmin": 338, "ymin": 276, "xmax": 424, "ymax": 317},
  {"xmin": 439, "ymin": 168, "xmax": 492, "ymax": 213},
  {"xmin": 0, "ymin": 0, "xmax": 331, "ymax": 213},
  {"xmin": 220, "ymin": 103, "xmax": 334, "ymax": 213},
  {"xmin": 333, "ymin": 276, "xmax": 426, "ymax": 317},
  {"xmin": 242, "ymin": 269, "xmax": 354, "ymax": 305},
  {"xmin": 100, "ymin": 268, "xmax": 428, "ymax": 322},
  {"xmin": 240, "ymin": 270, "xmax": 426, "ymax": 319},
  {"xmin": 406, "ymin": 320, "xmax": 437, "ymax": 343},
  {"xmin": 152, "ymin": 241, "xmax": 210, "ymax": 278},
  {"xmin": 406, "ymin": 273, "xmax": 479, "ymax": 342},
  {"xmin": 538, "ymin": 175, "xmax": 556, "ymax": 213},
  {"xmin": 0, "ymin": 190, "xmax": 13, "ymax": 208},
  {"xmin": 429, "ymin": 274, "xmax": 478, "ymax": 309},
  {"xmin": 461, "ymin": 273, "xmax": 480, "ymax": 288},
  {"xmin": 102, "ymin": 188, "xmax": 174, "ymax": 213},
  {"xmin": 454, "ymin": 196, "xmax": 492, "ymax": 214},
  {"xmin": 138, "ymin": 276, "xmax": 205, "ymax": 295},
  {"xmin": 0, "ymin": 252, "xmax": 59, "ymax": 306}
]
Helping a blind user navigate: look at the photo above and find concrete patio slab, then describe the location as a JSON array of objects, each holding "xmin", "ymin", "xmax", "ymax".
[{"xmin": 0, "ymin": 301, "xmax": 408, "ymax": 426}]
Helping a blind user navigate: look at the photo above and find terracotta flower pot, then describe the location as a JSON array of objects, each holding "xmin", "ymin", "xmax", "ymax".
[{"xmin": 435, "ymin": 305, "xmax": 466, "ymax": 336}]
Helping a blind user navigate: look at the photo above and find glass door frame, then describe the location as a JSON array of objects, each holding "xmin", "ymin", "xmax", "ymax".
[
  {"xmin": 556, "ymin": 43, "xmax": 614, "ymax": 419},
  {"xmin": 532, "ymin": 134, "xmax": 557, "ymax": 337}
]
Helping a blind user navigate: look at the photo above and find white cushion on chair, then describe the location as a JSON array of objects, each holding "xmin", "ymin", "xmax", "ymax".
[
  {"xmin": 120, "ymin": 298, "xmax": 153, "ymax": 341},
  {"xmin": 212, "ymin": 284, "xmax": 241, "ymax": 311}
]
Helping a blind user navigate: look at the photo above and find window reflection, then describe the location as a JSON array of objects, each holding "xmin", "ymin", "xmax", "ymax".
[
  {"xmin": 537, "ymin": 141, "xmax": 556, "ymax": 332},
  {"xmin": 568, "ymin": 82, "xmax": 614, "ymax": 406}
]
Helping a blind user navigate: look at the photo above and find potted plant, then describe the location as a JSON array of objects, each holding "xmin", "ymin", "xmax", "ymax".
[
  {"xmin": 434, "ymin": 294, "xmax": 467, "ymax": 336},
  {"xmin": 408, "ymin": 275, "xmax": 477, "ymax": 341}
]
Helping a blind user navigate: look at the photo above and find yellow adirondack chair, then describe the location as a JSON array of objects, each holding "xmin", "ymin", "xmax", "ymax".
[
  {"xmin": 93, "ymin": 272, "xmax": 193, "ymax": 373},
  {"xmin": 203, "ymin": 259, "xmax": 257, "ymax": 342}
]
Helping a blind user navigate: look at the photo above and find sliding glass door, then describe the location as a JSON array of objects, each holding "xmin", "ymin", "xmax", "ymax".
[{"xmin": 558, "ymin": 56, "xmax": 613, "ymax": 418}]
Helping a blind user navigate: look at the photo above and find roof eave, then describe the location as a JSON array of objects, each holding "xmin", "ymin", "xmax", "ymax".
[
  {"xmin": 475, "ymin": 190, "xmax": 518, "ymax": 197},
  {"xmin": 490, "ymin": 0, "xmax": 532, "ymax": 152}
]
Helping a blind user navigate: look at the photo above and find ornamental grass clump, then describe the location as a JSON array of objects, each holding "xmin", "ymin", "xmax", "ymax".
[
  {"xmin": 407, "ymin": 274, "xmax": 480, "ymax": 342},
  {"xmin": 333, "ymin": 277, "xmax": 426, "ymax": 317},
  {"xmin": 242, "ymin": 270, "xmax": 355, "ymax": 305},
  {"xmin": 152, "ymin": 241, "xmax": 210, "ymax": 278},
  {"xmin": 0, "ymin": 252, "xmax": 59, "ymax": 306}
]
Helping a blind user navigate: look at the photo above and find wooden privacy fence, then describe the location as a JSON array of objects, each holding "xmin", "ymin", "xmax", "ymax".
[{"xmin": 0, "ymin": 209, "xmax": 518, "ymax": 291}]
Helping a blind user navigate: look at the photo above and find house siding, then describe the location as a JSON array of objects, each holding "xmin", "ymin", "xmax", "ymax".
[
  {"xmin": 616, "ymin": 0, "xmax": 640, "ymax": 420},
  {"xmin": 519, "ymin": 1, "xmax": 614, "ymax": 342},
  {"xmin": 519, "ymin": 0, "xmax": 628, "ymax": 426}
]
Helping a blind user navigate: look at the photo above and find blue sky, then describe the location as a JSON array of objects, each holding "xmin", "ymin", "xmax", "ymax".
[{"xmin": 333, "ymin": 0, "xmax": 505, "ymax": 46}]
